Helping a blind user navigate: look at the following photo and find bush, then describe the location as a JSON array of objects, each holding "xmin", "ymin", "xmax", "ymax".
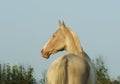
[
  {"xmin": 93, "ymin": 57, "xmax": 120, "ymax": 84},
  {"xmin": 0, "ymin": 64, "xmax": 37, "ymax": 84}
]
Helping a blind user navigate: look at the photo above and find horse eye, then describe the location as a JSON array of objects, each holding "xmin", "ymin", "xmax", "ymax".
[{"xmin": 53, "ymin": 35, "xmax": 55, "ymax": 37}]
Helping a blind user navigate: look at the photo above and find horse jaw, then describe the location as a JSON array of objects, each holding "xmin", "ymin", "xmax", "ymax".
[
  {"xmin": 41, "ymin": 47, "xmax": 65, "ymax": 59},
  {"xmin": 41, "ymin": 49, "xmax": 58, "ymax": 59}
]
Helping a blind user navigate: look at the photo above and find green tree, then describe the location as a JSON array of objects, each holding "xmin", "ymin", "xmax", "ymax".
[
  {"xmin": 93, "ymin": 57, "xmax": 120, "ymax": 84},
  {"xmin": 0, "ymin": 64, "xmax": 37, "ymax": 84},
  {"xmin": 93, "ymin": 57, "xmax": 111, "ymax": 84},
  {"xmin": 40, "ymin": 71, "xmax": 46, "ymax": 84}
]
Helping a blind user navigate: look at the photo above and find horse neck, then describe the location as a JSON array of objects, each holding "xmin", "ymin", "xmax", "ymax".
[{"xmin": 65, "ymin": 29, "xmax": 84, "ymax": 57}]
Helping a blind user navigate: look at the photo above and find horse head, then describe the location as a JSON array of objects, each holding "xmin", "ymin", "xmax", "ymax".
[{"xmin": 41, "ymin": 21, "xmax": 67, "ymax": 59}]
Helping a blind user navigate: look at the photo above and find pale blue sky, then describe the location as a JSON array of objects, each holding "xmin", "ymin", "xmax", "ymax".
[{"xmin": 0, "ymin": 0, "xmax": 120, "ymax": 80}]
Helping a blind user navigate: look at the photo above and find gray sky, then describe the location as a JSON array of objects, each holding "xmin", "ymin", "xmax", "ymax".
[{"xmin": 0, "ymin": 0, "xmax": 120, "ymax": 80}]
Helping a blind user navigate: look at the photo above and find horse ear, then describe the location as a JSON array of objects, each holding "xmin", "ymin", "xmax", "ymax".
[
  {"xmin": 62, "ymin": 21, "xmax": 66, "ymax": 27},
  {"xmin": 59, "ymin": 20, "xmax": 62, "ymax": 26},
  {"xmin": 59, "ymin": 20, "xmax": 66, "ymax": 29}
]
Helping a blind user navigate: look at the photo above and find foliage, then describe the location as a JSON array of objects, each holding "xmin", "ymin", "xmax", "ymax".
[
  {"xmin": 0, "ymin": 64, "xmax": 37, "ymax": 84},
  {"xmin": 39, "ymin": 71, "xmax": 46, "ymax": 84},
  {"xmin": 93, "ymin": 57, "xmax": 120, "ymax": 84}
]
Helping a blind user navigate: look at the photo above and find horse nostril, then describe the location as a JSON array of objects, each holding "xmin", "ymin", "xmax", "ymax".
[{"xmin": 41, "ymin": 49, "xmax": 43, "ymax": 53}]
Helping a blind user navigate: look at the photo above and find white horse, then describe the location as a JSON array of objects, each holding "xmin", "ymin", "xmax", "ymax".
[{"xmin": 41, "ymin": 21, "xmax": 97, "ymax": 84}]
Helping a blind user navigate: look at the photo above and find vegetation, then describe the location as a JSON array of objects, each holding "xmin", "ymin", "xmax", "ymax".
[
  {"xmin": 0, "ymin": 57, "xmax": 120, "ymax": 84},
  {"xmin": 0, "ymin": 64, "xmax": 37, "ymax": 84},
  {"xmin": 39, "ymin": 71, "xmax": 46, "ymax": 84},
  {"xmin": 93, "ymin": 57, "xmax": 120, "ymax": 84}
]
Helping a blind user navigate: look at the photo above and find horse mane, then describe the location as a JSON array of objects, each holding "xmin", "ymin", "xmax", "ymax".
[
  {"xmin": 66, "ymin": 27, "xmax": 84, "ymax": 55},
  {"xmin": 59, "ymin": 21, "xmax": 83, "ymax": 54}
]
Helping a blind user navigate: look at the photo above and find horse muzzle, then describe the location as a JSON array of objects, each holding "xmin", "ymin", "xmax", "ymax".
[{"xmin": 41, "ymin": 49, "xmax": 50, "ymax": 59}]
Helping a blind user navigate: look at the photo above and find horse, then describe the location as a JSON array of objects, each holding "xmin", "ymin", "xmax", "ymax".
[{"xmin": 41, "ymin": 21, "xmax": 97, "ymax": 84}]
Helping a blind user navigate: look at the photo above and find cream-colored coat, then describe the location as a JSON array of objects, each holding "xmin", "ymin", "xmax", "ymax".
[{"xmin": 41, "ymin": 21, "xmax": 97, "ymax": 84}]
